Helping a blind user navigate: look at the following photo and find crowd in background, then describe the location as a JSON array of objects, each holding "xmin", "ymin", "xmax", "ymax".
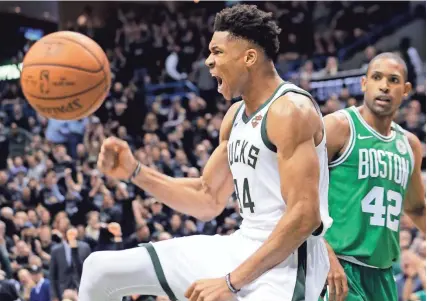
[{"xmin": 0, "ymin": 2, "xmax": 425, "ymax": 301}]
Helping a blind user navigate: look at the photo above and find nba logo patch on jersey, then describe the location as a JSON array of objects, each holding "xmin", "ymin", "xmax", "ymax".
[
  {"xmin": 251, "ymin": 114, "xmax": 263, "ymax": 128},
  {"xmin": 396, "ymin": 139, "xmax": 407, "ymax": 155}
]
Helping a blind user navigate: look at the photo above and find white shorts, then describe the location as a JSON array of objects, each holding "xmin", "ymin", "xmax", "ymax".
[{"xmin": 143, "ymin": 230, "xmax": 329, "ymax": 301}]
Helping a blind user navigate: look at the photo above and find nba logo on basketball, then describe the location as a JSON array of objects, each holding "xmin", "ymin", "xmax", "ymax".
[
  {"xmin": 251, "ymin": 114, "xmax": 263, "ymax": 128},
  {"xmin": 40, "ymin": 70, "xmax": 50, "ymax": 94}
]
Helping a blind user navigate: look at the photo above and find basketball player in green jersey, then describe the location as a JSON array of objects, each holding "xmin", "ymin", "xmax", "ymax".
[{"xmin": 323, "ymin": 52, "xmax": 426, "ymax": 301}]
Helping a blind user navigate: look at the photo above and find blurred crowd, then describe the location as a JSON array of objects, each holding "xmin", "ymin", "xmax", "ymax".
[{"xmin": 0, "ymin": 2, "xmax": 425, "ymax": 301}]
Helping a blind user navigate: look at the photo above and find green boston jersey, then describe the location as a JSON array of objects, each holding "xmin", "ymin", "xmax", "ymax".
[{"xmin": 325, "ymin": 106, "xmax": 415, "ymax": 269}]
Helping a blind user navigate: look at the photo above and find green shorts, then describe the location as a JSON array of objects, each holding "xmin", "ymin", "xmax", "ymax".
[{"xmin": 322, "ymin": 259, "xmax": 398, "ymax": 301}]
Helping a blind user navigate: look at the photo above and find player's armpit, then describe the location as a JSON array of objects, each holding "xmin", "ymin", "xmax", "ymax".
[
  {"xmin": 229, "ymin": 94, "xmax": 323, "ymax": 289},
  {"xmin": 131, "ymin": 102, "xmax": 240, "ymax": 221},
  {"xmin": 324, "ymin": 112, "xmax": 351, "ymax": 163},
  {"xmin": 403, "ymin": 132, "xmax": 426, "ymax": 233}
]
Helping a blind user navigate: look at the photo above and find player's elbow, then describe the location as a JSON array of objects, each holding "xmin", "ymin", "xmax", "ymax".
[
  {"xmin": 405, "ymin": 202, "xmax": 426, "ymax": 217},
  {"xmin": 291, "ymin": 202, "xmax": 322, "ymax": 235},
  {"xmin": 301, "ymin": 211, "xmax": 322, "ymax": 235},
  {"xmin": 197, "ymin": 204, "xmax": 223, "ymax": 222}
]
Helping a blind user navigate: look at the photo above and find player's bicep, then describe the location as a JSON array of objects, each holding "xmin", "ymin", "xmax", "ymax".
[
  {"xmin": 201, "ymin": 140, "xmax": 234, "ymax": 210},
  {"xmin": 324, "ymin": 112, "xmax": 350, "ymax": 163},
  {"xmin": 277, "ymin": 132, "xmax": 320, "ymax": 214},
  {"xmin": 196, "ymin": 101, "xmax": 241, "ymax": 213},
  {"xmin": 268, "ymin": 96, "xmax": 321, "ymax": 213}
]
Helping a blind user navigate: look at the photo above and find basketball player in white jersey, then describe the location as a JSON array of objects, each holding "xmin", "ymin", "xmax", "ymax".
[{"xmin": 79, "ymin": 4, "xmax": 332, "ymax": 301}]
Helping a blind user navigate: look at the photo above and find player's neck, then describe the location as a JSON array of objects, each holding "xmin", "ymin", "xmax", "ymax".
[
  {"xmin": 359, "ymin": 105, "xmax": 394, "ymax": 136},
  {"xmin": 241, "ymin": 70, "xmax": 283, "ymax": 116}
]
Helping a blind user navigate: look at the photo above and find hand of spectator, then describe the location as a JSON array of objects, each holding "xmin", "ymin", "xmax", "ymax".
[
  {"xmin": 52, "ymin": 229, "xmax": 63, "ymax": 240},
  {"xmin": 13, "ymin": 234, "xmax": 20, "ymax": 244},
  {"xmin": 34, "ymin": 239, "xmax": 43, "ymax": 255},
  {"xmin": 64, "ymin": 168, "xmax": 72, "ymax": 178},
  {"xmin": 97, "ymin": 137, "xmax": 138, "ymax": 180},
  {"xmin": 107, "ymin": 222, "xmax": 122, "ymax": 237},
  {"xmin": 154, "ymin": 222, "xmax": 164, "ymax": 233},
  {"xmin": 7, "ymin": 158, "xmax": 13, "ymax": 168},
  {"xmin": 66, "ymin": 228, "xmax": 78, "ymax": 248},
  {"xmin": 62, "ymin": 289, "xmax": 78, "ymax": 301},
  {"xmin": 185, "ymin": 220, "xmax": 197, "ymax": 233},
  {"xmin": 10, "ymin": 261, "xmax": 21, "ymax": 271},
  {"xmin": 406, "ymin": 262, "xmax": 418, "ymax": 278}
]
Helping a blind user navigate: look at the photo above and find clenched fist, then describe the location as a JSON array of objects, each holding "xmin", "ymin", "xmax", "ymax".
[{"xmin": 98, "ymin": 137, "xmax": 138, "ymax": 180}]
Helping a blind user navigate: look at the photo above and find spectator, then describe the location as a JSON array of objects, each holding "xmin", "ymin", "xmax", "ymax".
[
  {"xmin": 8, "ymin": 122, "xmax": 32, "ymax": 158},
  {"xmin": 29, "ymin": 264, "xmax": 51, "ymax": 301},
  {"xmin": 0, "ymin": 270, "xmax": 19, "ymax": 301},
  {"xmin": 49, "ymin": 227, "xmax": 91, "ymax": 301},
  {"xmin": 165, "ymin": 45, "xmax": 187, "ymax": 81},
  {"xmin": 361, "ymin": 45, "xmax": 377, "ymax": 70},
  {"xmin": 124, "ymin": 221, "xmax": 151, "ymax": 249},
  {"xmin": 396, "ymin": 249, "xmax": 425, "ymax": 301},
  {"xmin": 17, "ymin": 268, "xmax": 35, "ymax": 301}
]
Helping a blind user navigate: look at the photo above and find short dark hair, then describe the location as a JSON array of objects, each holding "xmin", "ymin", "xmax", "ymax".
[
  {"xmin": 214, "ymin": 4, "xmax": 281, "ymax": 60},
  {"xmin": 367, "ymin": 52, "xmax": 408, "ymax": 81}
]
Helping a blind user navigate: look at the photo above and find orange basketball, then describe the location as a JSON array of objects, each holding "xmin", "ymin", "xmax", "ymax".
[{"xmin": 20, "ymin": 31, "xmax": 111, "ymax": 120}]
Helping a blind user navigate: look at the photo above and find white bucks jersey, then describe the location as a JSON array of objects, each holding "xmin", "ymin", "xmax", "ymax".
[{"xmin": 227, "ymin": 82, "xmax": 332, "ymax": 241}]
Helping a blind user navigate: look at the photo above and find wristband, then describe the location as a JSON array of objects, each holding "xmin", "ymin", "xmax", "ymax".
[
  {"xmin": 129, "ymin": 161, "xmax": 142, "ymax": 181},
  {"xmin": 225, "ymin": 273, "xmax": 240, "ymax": 294}
]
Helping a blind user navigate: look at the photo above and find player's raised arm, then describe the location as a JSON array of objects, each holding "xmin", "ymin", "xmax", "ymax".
[
  {"xmin": 227, "ymin": 93, "xmax": 323, "ymax": 289},
  {"xmin": 97, "ymin": 102, "xmax": 241, "ymax": 222},
  {"xmin": 403, "ymin": 131, "xmax": 426, "ymax": 233}
]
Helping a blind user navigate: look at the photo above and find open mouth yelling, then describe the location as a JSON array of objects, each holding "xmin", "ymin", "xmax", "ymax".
[{"xmin": 213, "ymin": 76, "xmax": 223, "ymax": 93}]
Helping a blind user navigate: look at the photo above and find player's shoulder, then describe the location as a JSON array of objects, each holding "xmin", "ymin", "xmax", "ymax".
[
  {"xmin": 226, "ymin": 100, "xmax": 244, "ymax": 117},
  {"xmin": 324, "ymin": 109, "xmax": 351, "ymax": 133},
  {"xmin": 323, "ymin": 110, "xmax": 350, "ymax": 130},
  {"xmin": 398, "ymin": 126, "xmax": 423, "ymax": 156},
  {"xmin": 267, "ymin": 92, "xmax": 321, "ymax": 148},
  {"xmin": 269, "ymin": 91, "xmax": 318, "ymax": 124}
]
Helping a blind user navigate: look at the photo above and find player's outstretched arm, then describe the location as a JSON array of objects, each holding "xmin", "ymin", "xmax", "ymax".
[
  {"xmin": 403, "ymin": 131, "xmax": 426, "ymax": 234},
  {"xmin": 97, "ymin": 102, "xmax": 241, "ymax": 222},
  {"xmin": 228, "ymin": 93, "xmax": 323, "ymax": 289}
]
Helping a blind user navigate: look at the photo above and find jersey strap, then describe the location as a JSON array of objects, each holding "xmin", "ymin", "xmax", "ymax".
[
  {"xmin": 329, "ymin": 109, "xmax": 356, "ymax": 168},
  {"xmin": 240, "ymin": 82, "xmax": 287, "ymax": 124}
]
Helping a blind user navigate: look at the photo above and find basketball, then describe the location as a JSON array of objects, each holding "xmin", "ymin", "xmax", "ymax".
[{"xmin": 20, "ymin": 31, "xmax": 111, "ymax": 120}]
